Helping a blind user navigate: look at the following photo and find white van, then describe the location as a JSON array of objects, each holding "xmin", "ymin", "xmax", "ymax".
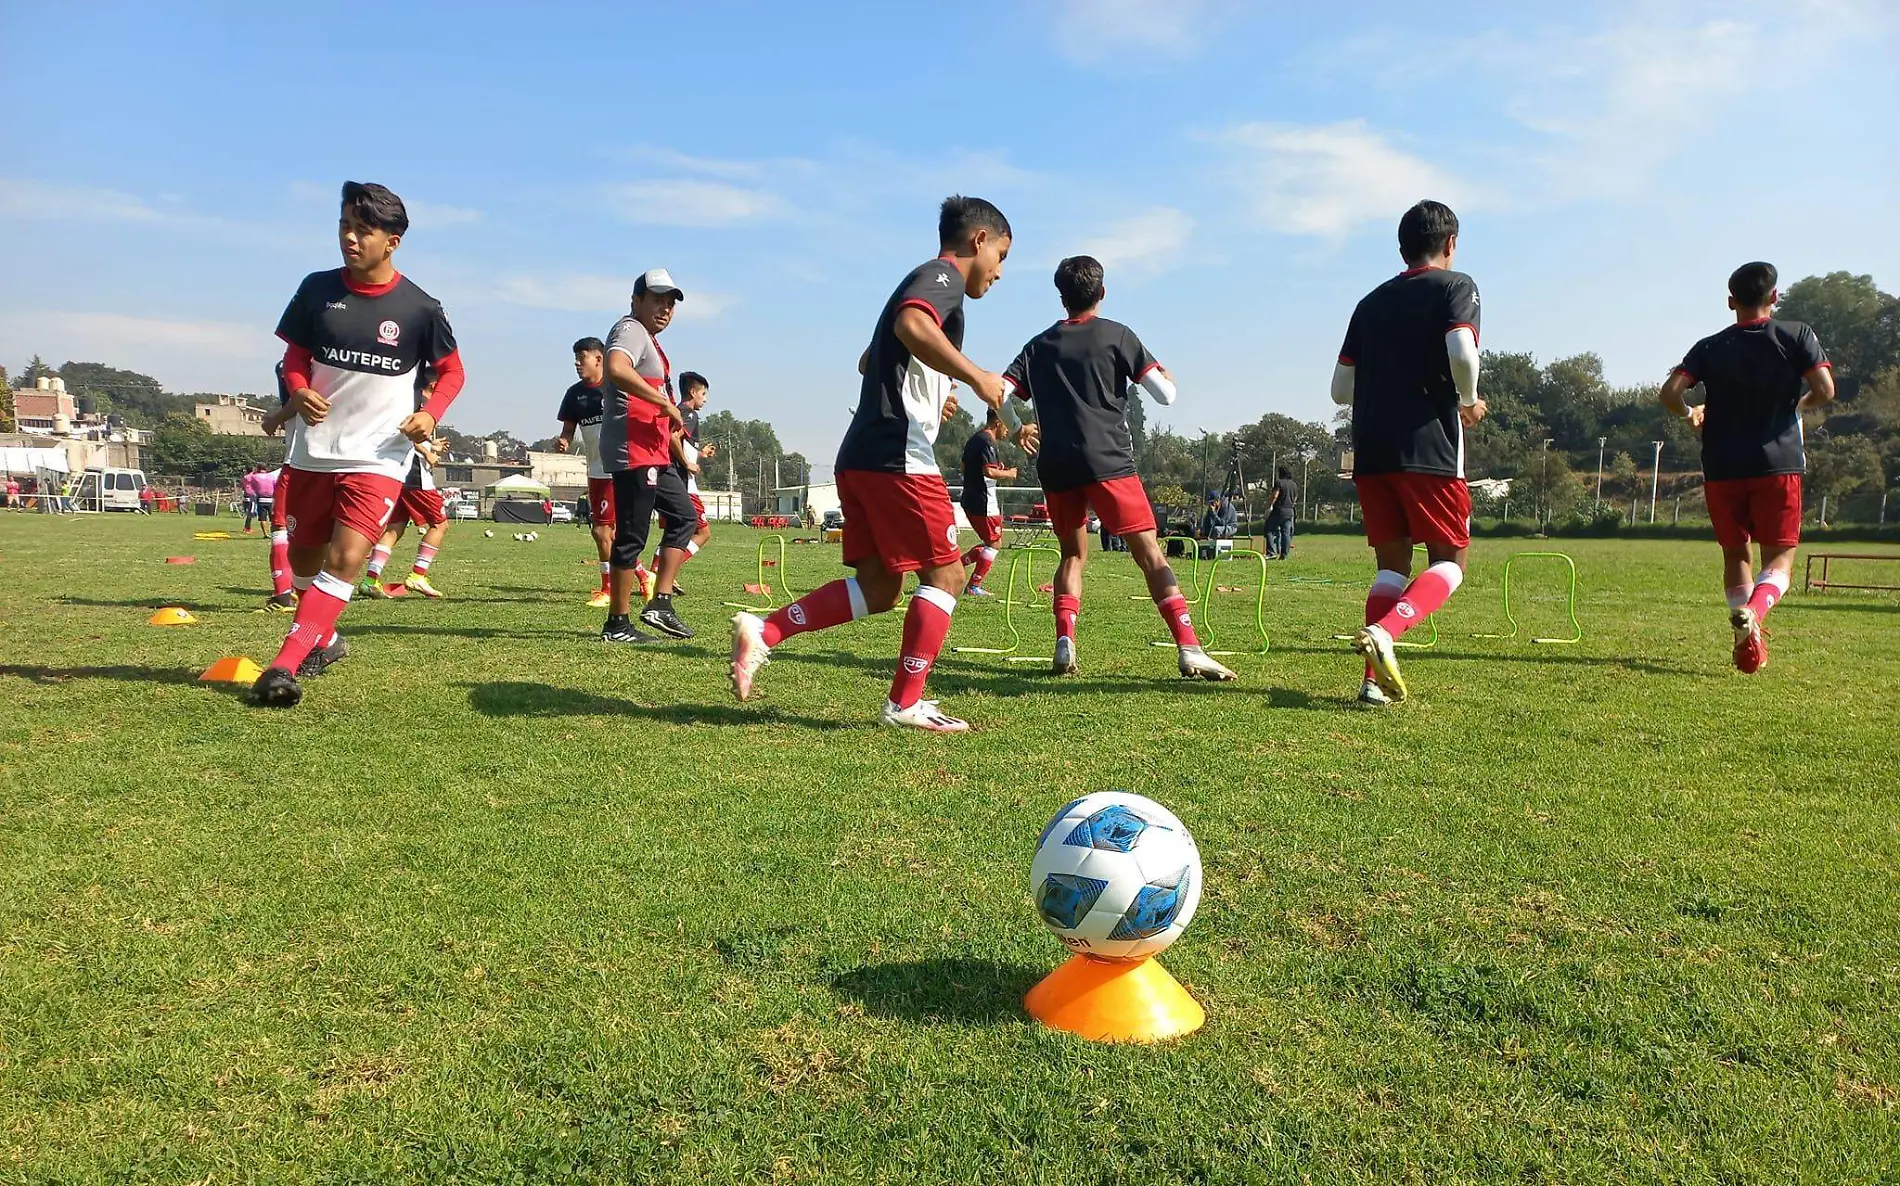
[{"xmin": 71, "ymin": 467, "xmax": 149, "ymax": 512}]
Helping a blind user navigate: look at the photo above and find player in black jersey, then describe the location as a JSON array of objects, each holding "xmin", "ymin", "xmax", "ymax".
[
  {"xmin": 1002, "ymin": 255, "xmax": 1234, "ymax": 681},
  {"xmin": 1333, "ymin": 200, "xmax": 1484, "ymax": 707},
  {"xmin": 556, "ymin": 337, "xmax": 615, "ymax": 607},
  {"xmin": 957, "ymin": 412, "xmax": 1014, "ymax": 596},
  {"xmin": 1656, "ymin": 261, "xmax": 1835, "ymax": 673}
]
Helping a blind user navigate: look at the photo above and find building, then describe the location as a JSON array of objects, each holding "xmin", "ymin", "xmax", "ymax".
[
  {"xmin": 14, "ymin": 376, "xmax": 77, "ymax": 434},
  {"xmin": 774, "ymin": 482, "xmax": 841, "ymax": 521},
  {"xmin": 194, "ymin": 393, "xmax": 267, "ymax": 436}
]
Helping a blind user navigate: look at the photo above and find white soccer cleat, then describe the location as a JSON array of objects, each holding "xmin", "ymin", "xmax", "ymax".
[
  {"xmin": 964, "ymin": 584, "xmax": 994, "ymax": 598},
  {"xmin": 880, "ymin": 698, "xmax": 970, "ymax": 733},
  {"xmin": 1177, "ymin": 645, "xmax": 1236, "ymax": 682},
  {"xmin": 1354, "ymin": 678, "xmax": 1392, "ymax": 708},
  {"xmin": 1353, "ymin": 624, "xmax": 1408, "ymax": 702},
  {"xmin": 729, "ymin": 612, "xmax": 771, "ymax": 702},
  {"xmin": 1051, "ymin": 635, "xmax": 1078, "ymax": 675}
]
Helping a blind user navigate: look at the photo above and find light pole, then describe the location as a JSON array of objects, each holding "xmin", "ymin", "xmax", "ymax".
[
  {"xmin": 1649, "ymin": 440, "xmax": 1664, "ymax": 524},
  {"xmin": 1540, "ymin": 438, "xmax": 1554, "ymax": 529},
  {"xmin": 1197, "ymin": 429, "xmax": 1212, "ymax": 502},
  {"xmin": 1300, "ymin": 450, "xmax": 1312, "ymax": 521},
  {"xmin": 1595, "ymin": 437, "xmax": 1607, "ymax": 509}
]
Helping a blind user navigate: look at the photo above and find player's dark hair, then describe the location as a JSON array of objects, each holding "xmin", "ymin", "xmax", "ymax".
[
  {"xmin": 1277, "ymin": 466, "xmax": 1292, "ymax": 480},
  {"xmin": 985, "ymin": 407, "xmax": 1004, "ymax": 430},
  {"xmin": 340, "ymin": 181, "xmax": 409, "ymax": 236},
  {"xmin": 1729, "ymin": 262, "xmax": 1778, "ymax": 308},
  {"xmin": 1397, "ymin": 200, "xmax": 1459, "ymax": 265},
  {"xmin": 573, "ymin": 336, "xmax": 604, "ymax": 355},
  {"xmin": 938, "ymin": 195, "xmax": 1011, "ymax": 247},
  {"xmin": 679, "ymin": 371, "xmax": 709, "ymax": 395},
  {"xmin": 1054, "ymin": 255, "xmax": 1106, "ymax": 314}
]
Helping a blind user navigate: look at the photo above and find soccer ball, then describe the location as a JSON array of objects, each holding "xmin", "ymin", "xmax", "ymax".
[
  {"xmin": 1029, "ymin": 791, "xmax": 1202, "ymax": 962},
  {"xmin": 484, "ymin": 529, "xmax": 494, "ymax": 538}
]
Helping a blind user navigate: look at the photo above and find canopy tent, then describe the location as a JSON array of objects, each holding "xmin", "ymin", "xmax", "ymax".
[
  {"xmin": 0, "ymin": 446, "xmax": 71, "ymax": 474},
  {"xmin": 485, "ymin": 474, "xmax": 551, "ymax": 498}
]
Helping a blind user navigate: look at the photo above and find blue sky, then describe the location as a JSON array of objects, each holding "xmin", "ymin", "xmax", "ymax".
[{"xmin": 4, "ymin": 0, "xmax": 1897, "ymax": 471}]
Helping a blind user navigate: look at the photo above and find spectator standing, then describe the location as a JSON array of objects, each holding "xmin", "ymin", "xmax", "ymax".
[{"xmin": 1265, "ymin": 466, "xmax": 1297, "ymax": 559}]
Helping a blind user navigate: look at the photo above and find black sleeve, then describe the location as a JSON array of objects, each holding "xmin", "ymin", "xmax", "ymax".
[
  {"xmin": 894, "ymin": 263, "xmax": 964, "ymax": 329},
  {"xmin": 1338, "ymin": 306, "xmax": 1361, "ymax": 365},
  {"xmin": 424, "ymin": 298, "xmax": 458, "ymax": 364},
  {"xmin": 984, "ymin": 438, "xmax": 1000, "ymax": 466},
  {"xmin": 1445, "ymin": 274, "xmax": 1481, "ymax": 340},
  {"xmin": 1004, "ymin": 346, "xmax": 1032, "ymax": 400},
  {"xmin": 1793, "ymin": 324, "xmax": 1829, "ymax": 373},
  {"xmin": 1124, "ymin": 327, "xmax": 1159, "ymax": 384},
  {"xmin": 556, "ymin": 386, "xmax": 578, "ymax": 423},
  {"xmin": 274, "ymin": 272, "xmax": 319, "ymax": 349},
  {"xmin": 274, "ymin": 363, "xmax": 291, "ymax": 407},
  {"xmin": 1677, "ymin": 339, "xmax": 1708, "ymax": 383}
]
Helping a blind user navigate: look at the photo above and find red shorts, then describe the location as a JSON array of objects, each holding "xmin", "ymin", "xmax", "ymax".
[
  {"xmin": 1048, "ymin": 475, "xmax": 1155, "ymax": 538},
  {"xmin": 1356, "ymin": 473, "xmax": 1471, "ymax": 549},
  {"xmin": 1706, "ymin": 474, "xmax": 1802, "ymax": 550},
  {"xmin": 836, "ymin": 470, "xmax": 963, "ymax": 574},
  {"xmin": 690, "ymin": 493, "xmax": 708, "ymax": 532},
  {"xmin": 269, "ymin": 468, "xmax": 289, "ymax": 529},
  {"xmin": 588, "ymin": 477, "xmax": 616, "ymax": 526},
  {"xmin": 967, "ymin": 514, "xmax": 1003, "ymax": 547},
  {"xmin": 395, "ymin": 487, "xmax": 446, "ymax": 528},
  {"xmin": 281, "ymin": 468, "xmax": 404, "ymax": 549}
]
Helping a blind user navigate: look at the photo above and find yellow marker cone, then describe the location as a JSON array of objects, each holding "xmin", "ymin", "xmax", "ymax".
[
  {"xmin": 148, "ymin": 607, "xmax": 198, "ymax": 626},
  {"xmin": 1024, "ymin": 954, "xmax": 1205, "ymax": 1043},
  {"xmin": 199, "ymin": 656, "xmax": 264, "ymax": 683}
]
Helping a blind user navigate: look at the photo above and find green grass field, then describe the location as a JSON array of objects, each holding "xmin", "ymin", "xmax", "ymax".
[{"xmin": 2, "ymin": 513, "xmax": 1897, "ymax": 1184}]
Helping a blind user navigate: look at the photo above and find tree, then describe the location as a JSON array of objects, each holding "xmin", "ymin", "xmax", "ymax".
[
  {"xmin": 1807, "ymin": 433, "xmax": 1885, "ymax": 509},
  {"xmin": 1532, "ymin": 353, "xmax": 1612, "ymax": 452},
  {"xmin": 0, "ymin": 366, "xmax": 12, "ymax": 433},
  {"xmin": 1608, "ymin": 451, "xmax": 1640, "ymax": 502},
  {"xmin": 1777, "ymin": 273, "xmax": 1900, "ymax": 400},
  {"xmin": 1513, "ymin": 448, "xmax": 1585, "ymax": 526},
  {"xmin": 1465, "ymin": 350, "xmax": 1545, "ymax": 479},
  {"xmin": 58, "ymin": 362, "xmax": 191, "ymax": 426},
  {"xmin": 934, "ymin": 403, "xmax": 978, "ymax": 477}
]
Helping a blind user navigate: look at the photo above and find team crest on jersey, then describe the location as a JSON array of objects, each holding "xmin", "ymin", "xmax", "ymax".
[
  {"xmin": 377, "ymin": 320, "xmax": 400, "ymax": 346},
  {"xmin": 934, "ymin": 271, "xmax": 952, "ymax": 286},
  {"xmin": 945, "ymin": 524, "xmax": 958, "ymax": 547},
  {"xmin": 788, "ymin": 604, "xmax": 807, "ymax": 626},
  {"xmin": 902, "ymin": 656, "xmax": 929, "ymax": 674},
  {"xmin": 284, "ymin": 515, "xmax": 297, "ymax": 533},
  {"xmin": 1395, "ymin": 602, "xmax": 1416, "ymax": 619}
]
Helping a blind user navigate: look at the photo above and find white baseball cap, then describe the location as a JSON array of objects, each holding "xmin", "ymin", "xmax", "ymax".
[{"xmin": 633, "ymin": 268, "xmax": 685, "ymax": 301}]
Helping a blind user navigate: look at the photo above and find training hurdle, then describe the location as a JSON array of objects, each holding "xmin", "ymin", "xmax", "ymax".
[
  {"xmin": 952, "ymin": 546, "xmax": 1060, "ymax": 662},
  {"xmin": 1332, "ymin": 544, "xmax": 1438, "ymax": 649},
  {"xmin": 1472, "ymin": 551, "xmax": 1582, "ymax": 644},
  {"xmin": 722, "ymin": 535, "xmax": 801, "ymax": 613},
  {"xmin": 1198, "ymin": 547, "xmax": 1270, "ymax": 657},
  {"xmin": 1804, "ymin": 552, "xmax": 1900, "ymax": 592}
]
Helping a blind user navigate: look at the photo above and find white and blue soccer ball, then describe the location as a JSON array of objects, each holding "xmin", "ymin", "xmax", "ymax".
[{"xmin": 1029, "ymin": 791, "xmax": 1202, "ymax": 962}]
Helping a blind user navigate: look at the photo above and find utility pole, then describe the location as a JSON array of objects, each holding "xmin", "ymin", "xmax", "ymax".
[
  {"xmin": 1300, "ymin": 451, "xmax": 1311, "ymax": 521},
  {"xmin": 1540, "ymin": 438, "xmax": 1554, "ymax": 528},
  {"xmin": 1595, "ymin": 437, "xmax": 1607, "ymax": 509},
  {"xmin": 1649, "ymin": 440, "xmax": 1664, "ymax": 524}
]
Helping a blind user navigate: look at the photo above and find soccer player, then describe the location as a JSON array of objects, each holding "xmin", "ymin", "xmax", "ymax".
[
  {"xmin": 644, "ymin": 371, "xmax": 719, "ymax": 594},
  {"xmin": 599, "ymin": 269, "xmax": 694, "ymax": 643},
  {"xmin": 957, "ymin": 410, "xmax": 1015, "ymax": 597},
  {"xmin": 1001, "ymin": 255, "xmax": 1235, "ymax": 681},
  {"xmin": 259, "ymin": 363, "xmax": 299, "ymax": 612},
  {"xmin": 729, "ymin": 196, "xmax": 1014, "ymax": 732},
  {"xmin": 556, "ymin": 336, "xmax": 615, "ymax": 609},
  {"xmin": 1656, "ymin": 262, "xmax": 1833, "ymax": 673},
  {"xmin": 250, "ymin": 181, "xmax": 463, "ymax": 707},
  {"xmin": 1333, "ymin": 200, "xmax": 1484, "ymax": 707},
  {"xmin": 363, "ymin": 436, "xmax": 451, "ymax": 598}
]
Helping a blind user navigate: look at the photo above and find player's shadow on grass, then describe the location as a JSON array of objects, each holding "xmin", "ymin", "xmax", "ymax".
[
  {"xmin": 57, "ymin": 595, "xmax": 232, "ymax": 612},
  {"xmin": 463, "ymin": 680, "xmax": 851, "ymax": 730},
  {"xmin": 0, "ymin": 664, "xmax": 208, "ymax": 688},
  {"xmin": 349, "ymin": 623, "xmax": 584, "ymax": 642},
  {"xmin": 830, "ymin": 958, "xmax": 1040, "ymax": 1027},
  {"xmin": 1782, "ymin": 599, "xmax": 1900, "ymax": 614},
  {"xmin": 1268, "ymin": 642, "xmax": 1697, "ymax": 678}
]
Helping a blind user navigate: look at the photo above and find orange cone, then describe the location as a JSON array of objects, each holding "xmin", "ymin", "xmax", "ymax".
[
  {"xmin": 148, "ymin": 607, "xmax": 198, "ymax": 626},
  {"xmin": 1023, "ymin": 954, "xmax": 1205, "ymax": 1043},
  {"xmin": 199, "ymin": 656, "xmax": 264, "ymax": 683}
]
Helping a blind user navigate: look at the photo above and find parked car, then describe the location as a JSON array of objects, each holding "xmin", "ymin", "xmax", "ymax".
[
  {"xmin": 821, "ymin": 508, "xmax": 845, "ymax": 531},
  {"xmin": 449, "ymin": 499, "xmax": 479, "ymax": 521},
  {"xmin": 549, "ymin": 503, "xmax": 574, "ymax": 524}
]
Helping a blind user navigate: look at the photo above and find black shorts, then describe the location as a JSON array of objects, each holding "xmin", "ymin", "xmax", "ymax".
[{"xmin": 611, "ymin": 464, "xmax": 696, "ymax": 567}]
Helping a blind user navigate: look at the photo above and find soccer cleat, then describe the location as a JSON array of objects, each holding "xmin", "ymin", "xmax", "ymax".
[
  {"xmin": 1178, "ymin": 645, "xmax": 1237, "ymax": 682},
  {"xmin": 601, "ymin": 616, "xmax": 656, "ymax": 644},
  {"xmin": 404, "ymin": 573, "xmax": 444, "ymax": 599},
  {"xmin": 1353, "ymin": 678, "xmax": 1393, "ymax": 709},
  {"xmin": 1731, "ymin": 607, "xmax": 1768, "ymax": 674},
  {"xmin": 965, "ymin": 584, "xmax": 994, "ymax": 598},
  {"xmin": 366, "ymin": 578, "xmax": 405, "ymax": 598},
  {"xmin": 359, "ymin": 574, "xmax": 385, "ymax": 596},
  {"xmin": 264, "ymin": 591, "xmax": 297, "ymax": 613},
  {"xmin": 296, "ymin": 634, "xmax": 350, "ymax": 678},
  {"xmin": 640, "ymin": 601, "xmax": 693, "ymax": 640},
  {"xmin": 586, "ymin": 589, "xmax": 612, "ymax": 609},
  {"xmin": 248, "ymin": 666, "xmax": 303, "ymax": 707},
  {"xmin": 636, "ymin": 568, "xmax": 656, "ymax": 603},
  {"xmin": 1353, "ymin": 624, "xmax": 1408, "ymax": 702},
  {"xmin": 670, "ymin": 581, "xmax": 686, "ymax": 599},
  {"xmin": 880, "ymin": 698, "xmax": 970, "ymax": 733},
  {"xmin": 729, "ymin": 612, "xmax": 771, "ymax": 701},
  {"xmin": 1051, "ymin": 635, "xmax": 1078, "ymax": 675}
]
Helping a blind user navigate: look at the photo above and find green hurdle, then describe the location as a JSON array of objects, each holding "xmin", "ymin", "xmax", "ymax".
[
  {"xmin": 721, "ymin": 534, "xmax": 797, "ymax": 613},
  {"xmin": 1472, "ymin": 551, "xmax": 1583, "ymax": 644},
  {"xmin": 952, "ymin": 546, "xmax": 1060, "ymax": 661},
  {"xmin": 1199, "ymin": 547, "xmax": 1270, "ymax": 657},
  {"xmin": 1331, "ymin": 544, "xmax": 1437, "ymax": 649}
]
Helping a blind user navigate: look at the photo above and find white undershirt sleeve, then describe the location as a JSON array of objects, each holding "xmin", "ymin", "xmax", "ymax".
[
  {"xmin": 997, "ymin": 376, "xmax": 1025, "ymax": 429},
  {"xmin": 1131, "ymin": 368, "xmax": 1178, "ymax": 407},
  {"xmin": 1330, "ymin": 363, "xmax": 1355, "ymax": 406},
  {"xmin": 1446, "ymin": 327, "xmax": 1480, "ymax": 407}
]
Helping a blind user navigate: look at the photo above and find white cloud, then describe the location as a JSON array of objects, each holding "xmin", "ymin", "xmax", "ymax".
[
  {"xmin": 615, "ymin": 146, "xmax": 787, "ymax": 181},
  {"xmin": 404, "ymin": 199, "xmax": 483, "ymax": 228},
  {"xmin": 485, "ymin": 273, "xmax": 735, "ymax": 321},
  {"xmin": 0, "ymin": 179, "xmax": 165, "ymax": 222},
  {"xmin": 0, "ymin": 310, "xmax": 278, "ymax": 395},
  {"xmin": 1218, "ymin": 120, "xmax": 1469, "ymax": 237},
  {"xmin": 601, "ymin": 179, "xmax": 786, "ymax": 227},
  {"xmin": 1075, "ymin": 207, "xmax": 1196, "ymax": 273},
  {"xmin": 1051, "ymin": 0, "xmax": 1220, "ymax": 63}
]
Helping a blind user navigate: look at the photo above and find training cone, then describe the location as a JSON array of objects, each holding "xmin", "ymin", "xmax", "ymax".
[
  {"xmin": 1024, "ymin": 954, "xmax": 1205, "ymax": 1043},
  {"xmin": 199, "ymin": 656, "xmax": 264, "ymax": 683},
  {"xmin": 148, "ymin": 607, "xmax": 198, "ymax": 626}
]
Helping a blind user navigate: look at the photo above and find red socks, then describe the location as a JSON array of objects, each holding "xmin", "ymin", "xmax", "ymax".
[
  {"xmin": 889, "ymin": 585, "xmax": 956, "ymax": 709},
  {"xmin": 269, "ymin": 531, "xmax": 293, "ymax": 597},
  {"xmin": 1053, "ymin": 593, "xmax": 1080, "ymax": 641},
  {"xmin": 412, "ymin": 543, "xmax": 438, "ymax": 574},
  {"xmin": 1747, "ymin": 571, "xmax": 1788, "ymax": 622},
  {"xmin": 1377, "ymin": 562, "xmax": 1464, "ymax": 640},
  {"xmin": 1365, "ymin": 569, "xmax": 1407, "ymax": 678},
  {"xmin": 599, "ymin": 561, "xmax": 612, "ymax": 592},
  {"xmin": 762, "ymin": 578, "xmax": 866, "ymax": 647},
  {"xmin": 270, "ymin": 571, "xmax": 351, "ymax": 673},
  {"xmin": 969, "ymin": 546, "xmax": 997, "ymax": 587},
  {"xmin": 1157, "ymin": 593, "xmax": 1200, "ymax": 648}
]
